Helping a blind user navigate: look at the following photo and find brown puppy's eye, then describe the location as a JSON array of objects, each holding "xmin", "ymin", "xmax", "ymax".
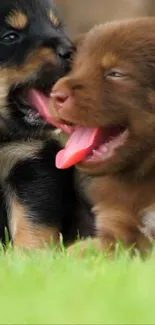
[{"xmin": 106, "ymin": 71, "xmax": 124, "ymax": 78}]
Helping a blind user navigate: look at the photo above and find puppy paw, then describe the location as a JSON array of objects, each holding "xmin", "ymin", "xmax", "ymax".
[{"xmin": 67, "ymin": 238, "xmax": 102, "ymax": 257}]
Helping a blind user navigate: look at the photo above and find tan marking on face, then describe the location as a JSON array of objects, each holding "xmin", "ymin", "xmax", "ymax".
[
  {"xmin": 0, "ymin": 75, "xmax": 10, "ymax": 110},
  {"xmin": 49, "ymin": 10, "xmax": 60, "ymax": 27},
  {"xmin": 0, "ymin": 47, "xmax": 56, "ymax": 97},
  {"xmin": 6, "ymin": 10, "xmax": 28, "ymax": 30},
  {"xmin": 7, "ymin": 47, "xmax": 56, "ymax": 84},
  {"xmin": 101, "ymin": 52, "xmax": 118, "ymax": 69},
  {"xmin": 8, "ymin": 196, "xmax": 60, "ymax": 248}
]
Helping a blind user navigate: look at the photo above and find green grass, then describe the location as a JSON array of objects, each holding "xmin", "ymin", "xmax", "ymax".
[{"xmin": 0, "ymin": 243, "xmax": 155, "ymax": 325}]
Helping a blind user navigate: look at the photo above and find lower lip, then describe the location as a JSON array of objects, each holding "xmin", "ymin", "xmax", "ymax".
[{"xmin": 80, "ymin": 129, "xmax": 129, "ymax": 166}]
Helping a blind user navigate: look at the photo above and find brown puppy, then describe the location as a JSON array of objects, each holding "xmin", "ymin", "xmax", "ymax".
[{"xmin": 49, "ymin": 18, "xmax": 155, "ymax": 254}]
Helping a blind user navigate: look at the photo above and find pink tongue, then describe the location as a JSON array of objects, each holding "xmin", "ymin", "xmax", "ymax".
[
  {"xmin": 27, "ymin": 90, "xmax": 102, "ymax": 169},
  {"xmin": 56, "ymin": 127, "xmax": 102, "ymax": 169},
  {"xmin": 27, "ymin": 89, "xmax": 71, "ymax": 134}
]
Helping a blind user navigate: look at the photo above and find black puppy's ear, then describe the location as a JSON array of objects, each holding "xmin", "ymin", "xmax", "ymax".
[{"xmin": 74, "ymin": 33, "xmax": 86, "ymax": 50}]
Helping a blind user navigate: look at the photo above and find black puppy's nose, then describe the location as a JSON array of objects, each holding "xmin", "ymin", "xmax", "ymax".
[{"xmin": 57, "ymin": 45, "xmax": 73, "ymax": 61}]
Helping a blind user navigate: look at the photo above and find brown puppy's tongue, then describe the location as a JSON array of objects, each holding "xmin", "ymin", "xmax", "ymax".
[
  {"xmin": 56, "ymin": 127, "xmax": 102, "ymax": 169},
  {"xmin": 27, "ymin": 89, "xmax": 71, "ymax": 134},
  {"xmin": 27, "ymin": 90, "xmax": 102, "ymax": 169}
]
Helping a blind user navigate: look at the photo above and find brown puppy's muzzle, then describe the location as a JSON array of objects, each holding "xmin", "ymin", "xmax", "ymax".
[
  {"xmin": 50, "ymin": 73, "xmax": 101, "ymax": 129},
  {"xmin": 50, "ymin": 78, "xmax": 75, "ymax": 124}
]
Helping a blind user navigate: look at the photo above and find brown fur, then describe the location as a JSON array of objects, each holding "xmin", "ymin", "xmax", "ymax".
[{"xmin": 50, "ymin": 17, "xmax": 155, "ymax": 255}]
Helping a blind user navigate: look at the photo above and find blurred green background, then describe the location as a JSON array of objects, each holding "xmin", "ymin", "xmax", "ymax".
[{"xmin": 56, "ymin": 0, "xmax": 155, "ymax": 37}]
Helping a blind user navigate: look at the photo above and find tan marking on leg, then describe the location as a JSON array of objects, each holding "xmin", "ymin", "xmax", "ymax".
[{"xmin": 9, "ymin": 198, "xmax": 60, "ymax": 249}]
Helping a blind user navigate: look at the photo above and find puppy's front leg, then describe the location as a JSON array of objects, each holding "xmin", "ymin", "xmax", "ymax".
[
  {"xmin": 7, "ymin": 195, "xmax": 60, "ymax": 248},
  {"xmin": 94, "ymin": 204, "xmax": 152, "ymax": 255},
  {"xmin": 0, "ymin": 141, "xmax": 69, "ymax": 249},
  {"xmin": 68, "ymin": 205, "xmax": 151, "ymax": 256}
]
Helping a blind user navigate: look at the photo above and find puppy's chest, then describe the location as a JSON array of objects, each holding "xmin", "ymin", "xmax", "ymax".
[
  {"xmin": 139, "ymin": 209, "xmax": 155, "ymax": 242},
  {"xmin": 87, "ymin": 175, "xmax": 155, "ymax": 241},
  {"xmin": 74, "ymin": 170, "xmax": 92, "ymax": 203}
]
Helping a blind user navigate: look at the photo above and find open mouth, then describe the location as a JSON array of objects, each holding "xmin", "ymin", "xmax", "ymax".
[
  {"xmin": 10, "ymin": 85, "xmax": 73, "ymax": 132},
  {"xmin": 9, "ymin": 85, "xmax": 48, "ymax": 126},
  {"xmin": 55, "ymin": 125, "xmax": 129, "ymax": 169},
  {"xmin": 26, "ymin": 89, "xmax": 72, "ymax": 133}
]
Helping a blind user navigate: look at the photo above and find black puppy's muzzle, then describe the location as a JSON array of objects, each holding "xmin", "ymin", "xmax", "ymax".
[{"xmin": 8, "ymin": 29, "xmax": 75, "ymax": 126}]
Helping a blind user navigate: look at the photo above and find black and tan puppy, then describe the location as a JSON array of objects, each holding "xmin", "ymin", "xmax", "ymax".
[
  {"xmin": 0, "ymin": 0, "xmax": 94, "ymax": 248},
  {"xmin": 50, "ymin": 18, "xmax": 155, "ymax": 255}
]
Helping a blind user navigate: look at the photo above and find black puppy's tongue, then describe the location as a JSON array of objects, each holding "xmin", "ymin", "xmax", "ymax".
[{"xmin": 27, "ymin": 89, "xmax": 71, "ymax": 134}]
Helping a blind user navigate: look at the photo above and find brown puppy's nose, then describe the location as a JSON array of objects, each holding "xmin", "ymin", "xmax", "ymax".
[
  {"xmin": 50, "ymin": 91, "xmax": 68, "ymax": 109},
  {"xmin": 50, "ymin": 87, "xmax": 72, "ymax": 112}
]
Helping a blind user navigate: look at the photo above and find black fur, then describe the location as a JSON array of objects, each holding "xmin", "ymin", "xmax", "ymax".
[
  {"xmin": 0, "ymin": 0, "xmax": 94, "ymax": 247},
  {"xmin": 6, "ymin": 141, "xmax": 79, "ymax": 243}
]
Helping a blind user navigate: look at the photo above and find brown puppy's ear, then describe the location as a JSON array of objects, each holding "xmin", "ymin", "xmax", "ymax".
[{"xmin": 74, "ymin": 33, "xmax": 86, "ymax": 50}]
